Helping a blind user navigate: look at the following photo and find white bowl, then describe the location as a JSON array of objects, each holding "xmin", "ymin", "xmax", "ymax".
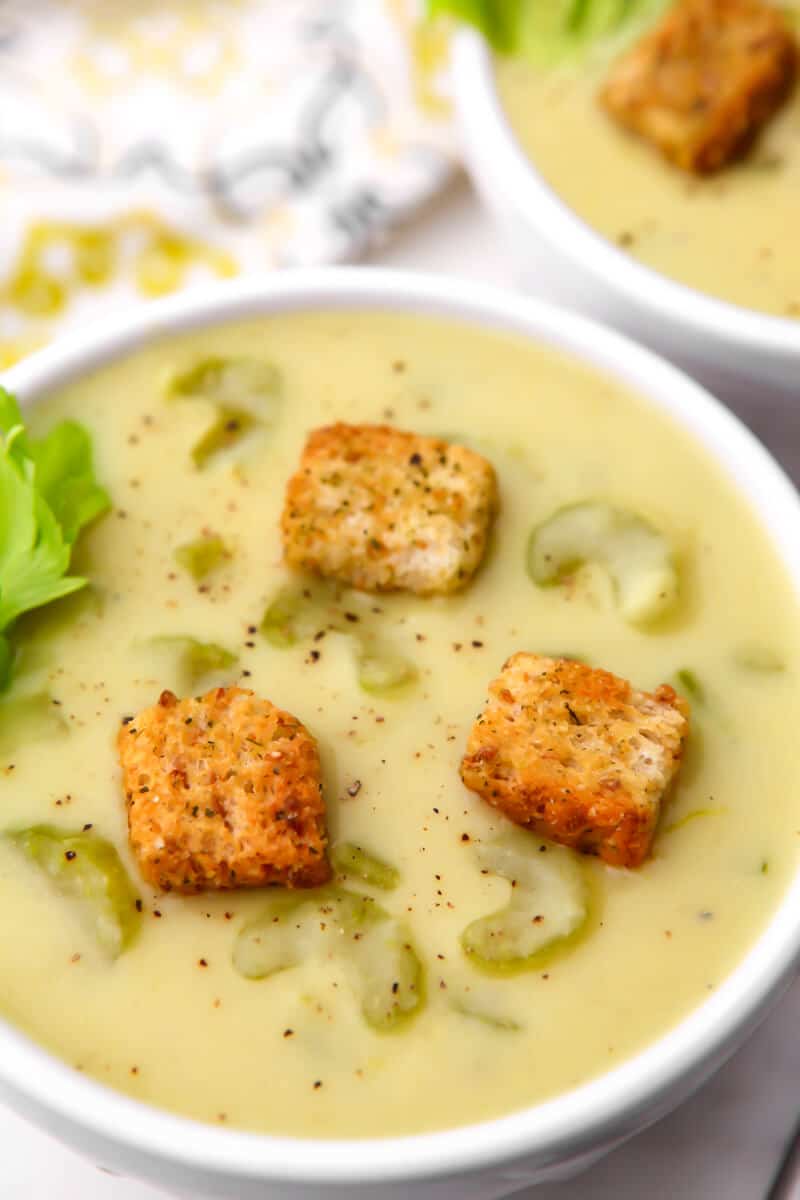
[
  {"xmin": 451, "ymin": 32, "xmax": 800, "ymax": 399},
  {"xmin": 2, "ymin": 269, "xmax": 799, "ymax": 1200}
]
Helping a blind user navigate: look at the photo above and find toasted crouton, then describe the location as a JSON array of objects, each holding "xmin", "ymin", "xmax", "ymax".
[
  {"xmin": 281, "ymin": 423, "xmax": 498, "ymax": 595},
  {"xmin": 118, "ymin": 687, "xmax": 330, "ymax": 893},
  {"xmin": 460, "ymin": 654, "xmax": 690, "ymax": 868},
  {"xmin": 600, "ymin": 0, "xmax": 797, "ymax": 174}
]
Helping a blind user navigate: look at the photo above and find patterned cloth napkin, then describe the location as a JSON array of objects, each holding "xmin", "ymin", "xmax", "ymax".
[{"xmin": 0, "ymin": 0, "xmax": 455, "ymax": 364}]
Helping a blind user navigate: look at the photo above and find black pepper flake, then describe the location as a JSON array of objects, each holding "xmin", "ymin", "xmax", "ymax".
[
  {"xmin": 313, "ymin": 1080, "xmax": 322, "ymax": 1090},
  {"xmin": 135, "ymin": 899, "xmax": 143, "ymax": 913},
  {"xmin": 65, "ymin": 850, "xmax": 77, "ymax": 861},
  {"xmin": 346, "ymin": 780, "xmax": 362, "ymax": 798},
  {"xmin": 153, "ymin": 910, "xmax": 162, "ymax": 918},
  {"xmin": 309, "ymin": 649, "xmax": 320, "ymax": 663},
  {"xmin": 198, "ymin": 958, "xmax": 208, "ymax": 967},
  {"xmin": 121, "ymin": 715, "xmax": 134, "ymax": 726},
  {"xmin": 471, "ymin": 640, "xmax": 483, "ymax": 648},
  {"xmin": 460, "ymin": 833, "xmax": 470, "ymax": 843},
  {"xmin": 283, "ymin": 1028, "xmax": 294, "ymax": 1038},
  {"xmin": 82, "ymin": 823, "xmax": 93, "ymax": 831}
]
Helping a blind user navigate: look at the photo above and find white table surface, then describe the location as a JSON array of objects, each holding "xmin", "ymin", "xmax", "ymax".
[{"xmin": 4, "ymin": 177, "xmax": 799, "ymax": 1200}]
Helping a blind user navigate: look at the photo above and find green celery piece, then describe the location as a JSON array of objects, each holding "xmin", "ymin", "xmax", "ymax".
[
  {"xmin": 460, "ymin": 831, "xmax": 590, "ymax": 973},
  {"xmin": 174, "ymin": 534, "xmax": 229, "ymax": 581},
  {"xmin": 149, "ymin": 636, "xmax": 238, "ymax": 687},
  {"xmin": 527, "ymin": 500, "xmax": 678, "ymax": 626},
  {"xmin": 357, "ymin": 643, "xmax": 417, "ymax": 696},
  {"xmin": 260, "ymin": 579, "xmax": 418, "ymax": 697},
  {"xmin": 734, "ymin": 645, "xmax": 785, "ymax": 673},
  {"xmin": 675, "ymin": 668, "xmax": 705, "ymax": 705},
  {"xmin": 234, "ymin": 886, "xmax": 425, "ymax": 1032},
  {"xmin": 191, "ymin": 408, "xmax": 257, "ymax": 469},
  {"xmin": 168, "ymin": 357, "xmax": 280, "ymax": 416},
  {"xmin": 9, "ymin": 825, "xmax": 140, "ymax": 958},
  {"xmin": 167, "ymin": 358, "xmax": 281, "ymax": 469},
  {"xmin": 0, "ymin": 692, "xmax": 68, "ymax": 756},
  {"xmin": 451, "ymin": 993, "xmax": 521, "ymax": 1031},
  {"xmin": 331, "ymin": 842, "xmax": 400, "ymax": 891},
  {"xmin": 260, "ymin": 580, "xmax": 342, "ymax": 648}
]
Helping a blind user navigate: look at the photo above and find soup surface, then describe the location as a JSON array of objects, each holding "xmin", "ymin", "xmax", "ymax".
[
  {"xmin": 497, "ymin": 52, "xmax": 800, "ymax": 317},
  {"xmin": 0, "ymin": 310, "xmax": 797, "ymax": 1138}
]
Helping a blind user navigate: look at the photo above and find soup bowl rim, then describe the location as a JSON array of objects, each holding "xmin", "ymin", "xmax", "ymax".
[
  {"xmin": 1, "ymin": 267, "xmax": 799, "ymax": 1187},
  {"xmin": 451, "ymin": 30, "xmax": 800, "ymax": 361}
]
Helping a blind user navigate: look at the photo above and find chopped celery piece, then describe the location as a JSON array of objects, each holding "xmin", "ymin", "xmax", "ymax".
[
  {"xmin": 331, "ymin": 842, "xmax": 400, "ymax": 891},
  {"xmin": 9, "ymin": 825, "xmax": 140, "ymax": 958},
  {"xmin": 234, "ymin": 886, "xmax": 425, "ymax": 1032},
  {"xmin": 167, "ymin": 357, "xmax": 281, "ymax": 468},
  {"xmin": 527, "ymin": 501, "xmax": 678, "ymax": 626},
  {"xmin": 174, "ymin": 534, "xmax": 229, "ymax": 581},
  {"xmin": 259, "ymin": 584, "xmax": 326, "ymax": 648},
  {"xmin": 0, "ymin": 692, "xmax": 68, "ymax": 756},
  {"xmin": 675, "ymin": 668, "xmax": 705, "ymax": 705},
  {"xmin": 663, "ymin": 807, "xmax": 724, "ymax": 835},
  {"xmin": 150, "ymin": 635, "xmax": 237, "ymax": 686},
  {"xmin": 260, "ymin": 578, "xmax": 419, "ymax": 697},
  {"xmin": 357, "ymin": 644, "xmax": 417, "ymax": 696},
  {"xmin": 451, "ymin": 993, "xmax": 521, "ymax": 1031},
  {"xmin": 734, "ymin": 645, "xmax": 785, "ymax": 673},
  {"xmin": 191, "ymin": 408, "xmax": 257, "ymax": 468},
  {"xmin": 168, "ymin": 357, "xmax": 280, "ymax": 416},
  {"xmin": 461, "ymin": 831, "xmax": 589, "ymax": 973}
]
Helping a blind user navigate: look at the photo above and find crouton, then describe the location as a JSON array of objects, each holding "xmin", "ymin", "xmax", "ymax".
[
  {"xmin": 600, "ymin": 0, "xmax": 797, "ymax": 174},
  {"xmin": 118, "ymin": 687, "xmax": 330, "ymax": 893},
  {"xmin": 281, "ymin": 423, "xmax": 498, "ymax": 595},
  {"xmin": 460, "ymin": 654, "xmax": 690, "ymax": 868}
]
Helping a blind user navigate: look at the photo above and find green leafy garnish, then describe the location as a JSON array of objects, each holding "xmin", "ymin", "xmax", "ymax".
[
  {"xmin": 427, "ymin": 0, "xmax": 668, "ymax": 63},
  {"xmin": 0, "ymin": 389, "xmax": 109, "ymax": 688}
]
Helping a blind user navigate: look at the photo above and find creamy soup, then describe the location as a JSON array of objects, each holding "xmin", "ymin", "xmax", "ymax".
[
  {"xmin": 0, "ymin": 310, "xmax": 797, "ymax": 1139},
  {"xmin": 497, "ymin": 52, "xmax": 800, "ymax": 317}
]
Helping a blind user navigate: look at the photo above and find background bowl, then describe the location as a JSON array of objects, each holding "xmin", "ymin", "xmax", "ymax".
[
  {"xmin": 2, "ymin": 269, "xmax": 800, "ymax": 1200},
  {"xmin": 451, "ymin": 32, "xmax": 800, "ymax": 402}
]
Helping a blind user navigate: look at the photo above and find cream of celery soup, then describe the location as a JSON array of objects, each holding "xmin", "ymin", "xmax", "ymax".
[
  {"xmin": 0, "ymin": 310, "xmax": 797, "ymax": 1138},
  {"xmin": 497, "ymin": 26, "xmax": 800, "ymax": 317}
]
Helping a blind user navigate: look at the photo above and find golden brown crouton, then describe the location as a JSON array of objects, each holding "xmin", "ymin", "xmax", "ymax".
[
  {"xmin": 119, "ymin": 687, "xmax": 330, "ymax": 893},
  {"xmin": 281, "ymin": 423, "xmax": 498, "ymax": 595},
  {"xmin": 460, "ymin": 654, "xmax": 690, "ymax": 869},
  {"xmin": 600, "ymin": 0, "xmax": 797, "ymax": 174}
]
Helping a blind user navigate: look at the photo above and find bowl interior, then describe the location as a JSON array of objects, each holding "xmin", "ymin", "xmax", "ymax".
[{"xmin": 2, "ymin": 268, "xmax": 800, "ymax": 1185}]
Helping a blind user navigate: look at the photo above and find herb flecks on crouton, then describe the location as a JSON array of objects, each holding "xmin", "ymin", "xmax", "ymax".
[
  {"xmin": 281, "ymin": 423, "xmax": 498, "ymax": 595},
  {"xmin": 119, "ymin": 686, "xmax": 330, "ymax": 893},
  {"xmin": 601, "ymin": 0, "xmax": 797, "ymax": 174},
  {"xmin": 460, "ymin": 653, "xmax": 690, "ymax": 869}
]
